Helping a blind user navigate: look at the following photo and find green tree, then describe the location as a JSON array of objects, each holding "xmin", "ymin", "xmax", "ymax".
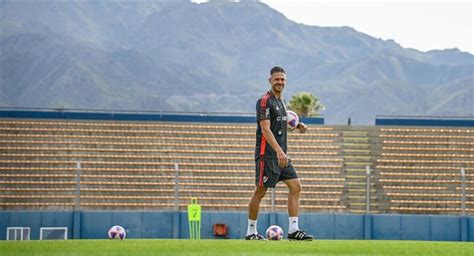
[{"xmin": 288, "ymin": 92, "xmax": 324, "ymax": 117}]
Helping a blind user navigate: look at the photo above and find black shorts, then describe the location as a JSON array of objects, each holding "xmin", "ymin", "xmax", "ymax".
[{"xmin": 255, "ymin": 157, "xmax": 298, "ymax": 188}]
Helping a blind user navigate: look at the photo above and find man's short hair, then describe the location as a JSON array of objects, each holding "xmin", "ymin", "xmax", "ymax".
[{"xmin": 270, "ymin": 66, "xmax": 285, "ymax": 75}]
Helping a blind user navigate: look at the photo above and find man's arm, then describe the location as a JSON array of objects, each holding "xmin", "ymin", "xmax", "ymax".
[{"xmin": 260, "ymin": 119, "xmax": 288, "ymax": 168}]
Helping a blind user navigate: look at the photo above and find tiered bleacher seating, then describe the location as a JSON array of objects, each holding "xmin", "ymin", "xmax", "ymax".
[
  {"xmin": 376, "ymin": 127, "xmax": 474, "ymax": 215},
  {"xmin": 3, "ymin": 118, "xmax": 471, "ymax": 215},
  {"xmin": 0, "ymin": 119, "xmax": 344, "ymax": 212}
]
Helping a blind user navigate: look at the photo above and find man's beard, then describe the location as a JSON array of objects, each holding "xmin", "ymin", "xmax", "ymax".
[{"xmin": 273, "ymin": 84, "xmax": 284, "ymax": 92}]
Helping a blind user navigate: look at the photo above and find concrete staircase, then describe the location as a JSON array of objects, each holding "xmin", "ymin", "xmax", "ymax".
[{"xmin": 341, "ymin": 129, "xmax": 378, "ymax": 214}]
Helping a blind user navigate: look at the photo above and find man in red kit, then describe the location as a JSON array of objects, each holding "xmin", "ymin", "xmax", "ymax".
[{"xmin": 245, "ymin": 66, "xmax": 315, "ymax": 241}]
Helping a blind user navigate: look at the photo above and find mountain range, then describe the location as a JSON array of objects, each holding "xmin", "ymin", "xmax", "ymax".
[{"xmin": 1, "ymin": 0, "xmax": 473, "ymax": 124}]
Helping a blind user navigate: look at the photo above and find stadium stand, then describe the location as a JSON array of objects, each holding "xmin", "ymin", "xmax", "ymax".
[
  {"xmin": 0, "ymin": 118, "xmax": 344, "ymax": 212},
  {"xmin": 375, "ymin": 127, "xmax": 474, "ymax": 215},
  {"xmin": 0, "ymin": 117, "xmax": 472, "ymax": 215}
]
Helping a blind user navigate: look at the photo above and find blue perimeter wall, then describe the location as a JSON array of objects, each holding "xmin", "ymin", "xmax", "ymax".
[
  {"xmin": 375, "ymin": 117, "xmax": 474, "ymax": 127},
  {"xmin": 0, "ymin": 110, "xmax": 324, "ymax": 124},
  {"xmin": 0, "ymin": 211, "xmax": 472, "ymax": 241}
]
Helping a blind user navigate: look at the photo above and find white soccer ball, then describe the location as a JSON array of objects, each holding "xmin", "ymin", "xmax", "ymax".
[
  {"xmin": 266, "ymin": 225, "xmax": 284, "ymax": 240},
  {"xmin": 108, "ymin": 225, "xmax": 126, "ymax": 240},
  {"xmin": 287, "ymin": 110, "xmax": 299, "ymax": 130}
]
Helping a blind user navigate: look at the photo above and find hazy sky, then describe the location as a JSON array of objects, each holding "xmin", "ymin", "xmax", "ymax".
[
  {"xmin": 261, "ymin": 0, "xmax": 473, "ymax": 54},
  {"xmin": 194, "ymin": 0, "xmax": 473, "ymax": 54}
]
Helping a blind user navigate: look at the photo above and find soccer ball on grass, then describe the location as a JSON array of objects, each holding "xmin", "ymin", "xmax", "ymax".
[
  {"xmin": 266, "ymin": 225, "xmax": 284, "ymax": 240},
  {"xmin": 108, "ymin": 225, "xmax": 126, "ymax": 240}
]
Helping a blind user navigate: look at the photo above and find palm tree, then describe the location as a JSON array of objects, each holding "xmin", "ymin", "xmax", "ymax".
[{"xmin": 288, "ymin": 92, "xmax": 324, "ymax": 117}]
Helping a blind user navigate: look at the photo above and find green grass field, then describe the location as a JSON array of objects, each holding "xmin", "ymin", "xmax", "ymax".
[{"xmin": 1, "ymin": 239, "xmax": 473, "ymax": 256}]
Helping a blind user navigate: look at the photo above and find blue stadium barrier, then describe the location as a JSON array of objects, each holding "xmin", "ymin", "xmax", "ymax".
[
  {"xmin": 0, "ymin": 211, "xmax": 472, "ymax": 241},
  {"xmin": 0, "ymin": 109, "xmax": 324, "ymax": 124},
  {"xmin": 375, "ymin": 116, "xmax": 474, "ymax": 127}
]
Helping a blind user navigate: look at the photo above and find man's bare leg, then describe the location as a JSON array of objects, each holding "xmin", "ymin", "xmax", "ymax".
[
  {"xmin": 247, "ymin": 186, "xmax": 267, "ymax": 236},
  {"xmin": 284, "ymin": 178, "xmax": 301, "ymax": 217},
  {"xmin": 284, "ymin": 178, "xmax": 314, "ymax": 240}
]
